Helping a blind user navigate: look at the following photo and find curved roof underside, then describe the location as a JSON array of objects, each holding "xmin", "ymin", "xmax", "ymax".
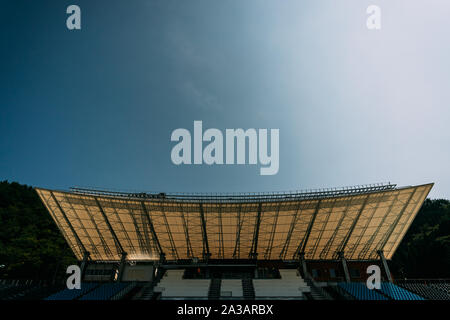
[{"xmin": 36, "ymin": 183, "xmax": 433, "ymax": 262}]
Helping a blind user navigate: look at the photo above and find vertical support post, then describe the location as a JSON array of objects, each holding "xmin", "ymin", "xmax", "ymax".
[
  {"xmin": 377, "ymin": 250, "xmax": 393, "ymax": 283},
  {"xmin": 154, "ymin": 253, "xmax": 165, "ymax": 281},
  {"xmin": 299, "ymin": 252, "xmax": 308, "ymax": 278},
  {"xmin": 152, "ymin": 261, "xmax": 157, "ymax": 282},
  {"xmin": 95, "ymin": 197, "xmax": 125, "ymax": 257},
  {"xmin": 250, "ymin": 203, "xmax": 262, "ymax": 259},
  {"xmin": 117, "ymin": 252, "xmax": 128, "ymax": 282},
  {"xmin": 338, "ymin": 251, "xmax": 350, "ymax": 283},
  {"xmin": 141, "ymin": 202, "xmax": 163, "ymax": 256},
  {"xmin": 199, "ymin": 204, "xmax": 210, "ymax": 261},
  {"xmin": 79, "ymin": 251, "xmax": 90, "ymax": 281}
]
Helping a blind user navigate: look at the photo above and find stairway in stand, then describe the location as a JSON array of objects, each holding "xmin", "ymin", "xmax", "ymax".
[
  {"xmin": 304, "ymin": 277, "xmax": 328, "ymax": 300},
  {"xmin": 242, "ymin": 279, "xmax": 255, "ymax": 300},
  {"xmin": 135, "ymin": 269, "xmax": 166, "ymax": 300},
  {"xmin": 138, "ymin": 283, "xmax": 155, "ymax": 300},
  {"xmin": 132, "ymin": 281, "xmax": 154, "ymax": 300},
  {"xmin": 208, "ymin": 278, "xmax": 221, "ymax": 300}
]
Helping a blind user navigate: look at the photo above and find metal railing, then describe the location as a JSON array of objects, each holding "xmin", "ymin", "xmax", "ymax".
[{"xmin": 69, "ymin": 183, "xmax": 397, "ymax": 203}]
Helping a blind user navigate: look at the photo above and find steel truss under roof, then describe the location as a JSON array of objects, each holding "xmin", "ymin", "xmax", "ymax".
[{"xmin": 35, "ymin": 183, "xmax": 433, "ymax": 262}]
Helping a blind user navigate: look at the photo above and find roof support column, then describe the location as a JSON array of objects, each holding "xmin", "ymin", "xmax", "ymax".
[
  {"xmin": 50, "ymin": 191, "xmax": 87, "ymax": 258},
  {"xmin": 297, "ymin": 200, "xmax": 321, "ymax": 258},
  {"xmin": 79, "ymin": 251, "xmax": 90, "ymax": 281},
  {"xmin": 250, "ymin": 203, "xmax": 262, "ymax": 259},
  {"xmin": 377, "ymin": 250, "xmax": 392, "ymax": 283},
  {"xmin": 94, "ymin": 197, "xmax": 126, "ymax": 258},
  {"xmin": 141, "ymin": 202, "xmax": 164, "ymax": 256},
  {"xmin": 338, "ymin": 195, "xmax": 371, "ymax": 257},
  {"xmin": 338, "ymin": 251, "xmax": 350, "ymax": 283},
  {"xmin": 117, "ymin": 252, "xmax": 128, "ymax": 282},
  {"xmin": 299, "ymin": 252, "xmax": 308, "ymax": 278},
  {"xmin": 199, "ymin": 203, "xmax": 211, "ymax": 261}
]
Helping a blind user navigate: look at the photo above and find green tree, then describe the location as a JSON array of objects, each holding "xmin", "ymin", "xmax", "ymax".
[
  {"xmin": 0, "ymin": 181, "xmax": 76, "ymax": 281},
  {"xmin": 391, "ymin": 199, "xmax": 450, "ymax": 278}
]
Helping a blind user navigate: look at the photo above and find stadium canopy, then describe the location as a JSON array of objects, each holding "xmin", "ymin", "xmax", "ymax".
[{"xmin": 36, "ymin": 183, "xmax": 433, "ymax": 262}]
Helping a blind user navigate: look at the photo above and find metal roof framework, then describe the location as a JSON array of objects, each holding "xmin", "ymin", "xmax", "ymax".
[{"xmin": 35, "ymin": 183, "xmax": 433, "ymax": 262}]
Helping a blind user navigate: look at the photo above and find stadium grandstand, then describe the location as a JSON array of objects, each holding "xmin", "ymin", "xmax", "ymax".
[{"xmin": 2, "ymin": 182, "xmax": 449, "ymax": 301}]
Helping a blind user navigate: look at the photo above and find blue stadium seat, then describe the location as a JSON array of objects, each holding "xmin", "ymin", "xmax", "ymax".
[
  {"xmin": 338, "ymin": 283, "xmax": 388, "ymax": 300},
  {"xmin": 379, "ymin": 283, "xmax": 424, "ymax": 300},
  {"xmin": 79, "ymin": 282, "xmax": 129, "ymax": 300},
  {"xmin": 44, "ymin": 283, "xmax": 99, "ymax": 300}
]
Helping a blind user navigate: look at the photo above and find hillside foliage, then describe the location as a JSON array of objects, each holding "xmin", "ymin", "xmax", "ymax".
[{"xmin": 0, "ymin": 181, "xmax": 76, "ymax": 281}]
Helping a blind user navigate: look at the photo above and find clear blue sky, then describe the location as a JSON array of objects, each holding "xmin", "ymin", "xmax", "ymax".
[{"xmin": 1, "ymin": 0, "xmax": 449, "ymax": 198}]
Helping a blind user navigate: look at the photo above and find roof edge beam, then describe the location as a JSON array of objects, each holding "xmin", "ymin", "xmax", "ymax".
[
  {"xmin": 358, "ymin": 192, "xmax": 400, "ymax": 259},
  {"xmin": 249, "ymin": 203, "xmax": 262, "ymax": 259},
  {"xmin": 265, "ymin": 203, "xmax": 281, "ymax": 259},
  {"xmin": 178, "ymin": 203, "xmax": 193, "ymax": 258},
  {"xmin": 199, "ymin": 203, "xmax": 210, "ymax": 260},
  {"xmin": 50, "ymin": 191, "xmax": 87, "ymax": 257},
  {"xmin": 337, "ymin": 194, "xmax": 371, "ymax": 256},
  {"xmin": 94, "ymin": 197, "xmax": 125, "ymax": 256},
  {"xmin": 141, "ymin": 202, "xmax": 164, "ymax": 256},
  {"xmin": 297, "ymin": 200, "xmax": 321, "ymax": 257},
  {"xmin": 232, "ymin": 204, "xmax": 243, "ymax": 259},
  {"xmin": 377, "ymin": 188, "xmax": 417, "ymax": 253}
]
